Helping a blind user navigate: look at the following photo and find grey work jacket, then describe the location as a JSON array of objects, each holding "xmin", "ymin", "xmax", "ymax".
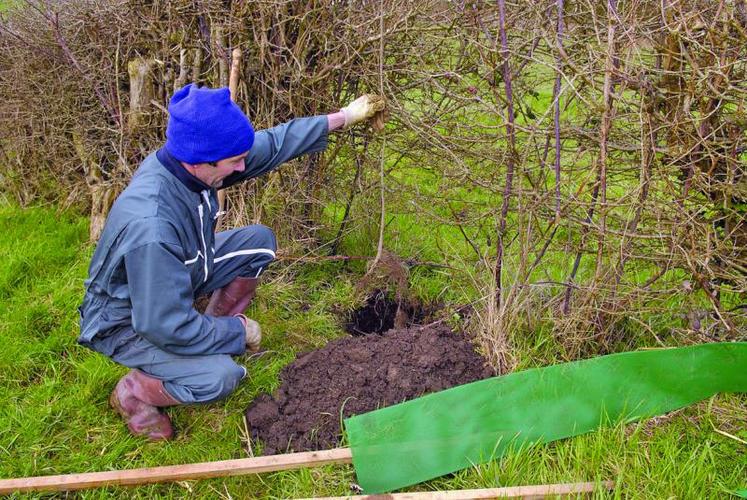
[{"xmin": 78, "ymin": 116, "xmax": 328, "ymax": 357}]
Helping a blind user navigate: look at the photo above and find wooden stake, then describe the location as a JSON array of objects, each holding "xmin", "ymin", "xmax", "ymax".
[
  {"xmin": 308, "ymin": 481, "xmax": 614, "ymax": 499},
  {"xmin": 0, "ymin": 448, "xmax": 352, "ymax": 494},
  {"xmin": 216, "ymin": 47, "xmax": 242, "ymax": 230},
  {"xmin": 229, "ymin": 48, "xmax": 242, "ymax": 99}
]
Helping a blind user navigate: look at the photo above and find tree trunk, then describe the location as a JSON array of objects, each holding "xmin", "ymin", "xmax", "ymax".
[
  {"xmin": 126, "ymin": 58, "xmax": 155, "ymax": 134},
  {"xmin": 72, "ymin": 132, "xmax": 115, "ymax": 242}
]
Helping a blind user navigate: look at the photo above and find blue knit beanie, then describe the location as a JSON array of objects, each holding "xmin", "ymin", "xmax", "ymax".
[{"xmin": 165, "ymin": 83, "xmax": 254, "ymax": 163}]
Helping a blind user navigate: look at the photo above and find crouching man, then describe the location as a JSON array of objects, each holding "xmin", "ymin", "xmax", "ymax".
[{"xmin": 78, "ymin": 84, "xmax": 385, "ymax": 440}]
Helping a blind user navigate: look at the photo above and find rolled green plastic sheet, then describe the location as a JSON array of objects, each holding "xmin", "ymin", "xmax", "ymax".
[{"xmin": 345, "ymin": 342, "xmax": 747, "ymax": 493}]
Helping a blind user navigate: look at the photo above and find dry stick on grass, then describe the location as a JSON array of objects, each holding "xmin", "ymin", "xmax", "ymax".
[
  {"xmin": 276, "ymin": 253, "xmax": 456, "ymax": 271},
  {"xmin": 0, "ymin": 448, "xmax": 353, "ymax": 494},
  {"xmin": 0, "ymin": 451, "xmax": 612, "ymax": 497},
  {"xmin": 310, "ymin": 481, "xmax": 615, "ymax": 500}
]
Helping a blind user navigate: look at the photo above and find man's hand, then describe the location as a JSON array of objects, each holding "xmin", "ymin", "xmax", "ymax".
[
  {"xmin": 235, "ymin": 314, "xmax": 262, "ymax": 352},
  {"xmin": 341, "ymin": 94, "xmax": 386, "ymax": 128}
]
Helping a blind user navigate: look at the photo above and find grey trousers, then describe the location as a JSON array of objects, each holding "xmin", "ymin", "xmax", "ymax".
[{"xmin": 110, "ymin": 224, "xmax": 276, "ymax": 404}]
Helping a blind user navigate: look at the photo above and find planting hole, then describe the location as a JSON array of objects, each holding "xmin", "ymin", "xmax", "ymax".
[{"xmin": 345, "ymin": 289, "xmax": 430, "ymax": 335}]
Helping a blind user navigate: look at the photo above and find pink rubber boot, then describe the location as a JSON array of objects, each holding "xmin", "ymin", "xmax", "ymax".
[
  {"xmin": 109, "ymin": 370, "xmax": 180, "ymax": 441},
  {"xmin": 205, "ymin": 276, "xmax": 258, "ymax": 317}
]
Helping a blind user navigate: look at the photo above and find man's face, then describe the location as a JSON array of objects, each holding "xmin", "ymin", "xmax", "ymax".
[{"xmin": 183, "ymin": 152, "xmax": 249, "ymax": 188}]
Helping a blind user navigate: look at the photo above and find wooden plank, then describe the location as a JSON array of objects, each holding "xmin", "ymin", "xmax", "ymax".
[
  {"xmin": 0, "ymin": 447, "xmax": 353, "ymax": 494},
  {"xmin": 307, "ymin": 481, "xmax": 614, "ymax": 499}
]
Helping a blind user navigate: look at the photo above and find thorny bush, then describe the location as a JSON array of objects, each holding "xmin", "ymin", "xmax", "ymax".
[{"xmin": 1, "ymin": 0, "xmax": 745, "ymax": 365}]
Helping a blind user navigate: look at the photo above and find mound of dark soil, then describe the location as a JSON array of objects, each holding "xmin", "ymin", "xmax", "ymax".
[{"xmin": 245, "ymin": 325, "xmax": 494, "ymax": 454}]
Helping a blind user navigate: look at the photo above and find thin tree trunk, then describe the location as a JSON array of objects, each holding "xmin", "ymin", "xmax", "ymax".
[
  {"xmin": 215, "ymin": 26, "xmax": 228, "ymax": 88},
  {"xmin": 126, "ymin": 57, "xmax": 154, "ymax": 133},
  {"xmin": 494, "ymin": 0, "xmax": 516, "ymax": 309},
  {"xmin": 594, "ymin": 0, "xmax": 617, "ymax": 281},
  {"xmin": 612, "ymin": 93, "xmax": 655, "ymax": 288},
  {"xmin": 191, "ymin": 47, "xmax": 202, "ymax": 84},
  {"xmin": 331, "ymin": 138, "xmax": 367, "ymax": 256},
  {"xmin": 562, "ymin": 168, "xmax": 601, "ymax": 314},
  {"xmin": 175, "ymin": 47, "xmax": 189, "ymax": 91},
  {"xmin": 553, "ymin": 0, "xmax": 565, "ymax": 223}
]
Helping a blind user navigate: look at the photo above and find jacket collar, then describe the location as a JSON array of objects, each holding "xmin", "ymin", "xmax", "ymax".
[{"xmin": 156, "ymin": 147, "xmax": 212, "ymax": 193}]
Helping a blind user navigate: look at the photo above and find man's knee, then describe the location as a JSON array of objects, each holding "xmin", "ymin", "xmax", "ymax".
[
  {"xmin": 238, "ymin": 224, "xmax": 276, "ymax": 278},
  {"xmin": 210, "ymin": 224, "xmax": 277, "ymax": 285},
  {"xmin": 244, "ymin": 224, "xmax": 277, "ymax": 253},
  {"xmin": 202, "ymin": 360, "xmax": 246, "ymax": 402},
  {"xmin": 213, "ymin": 362, "xmax": 246, "ymax": 402},
  {"xmin": 168, "ymin": 358, "xmax": 246, "ymax": 404}
]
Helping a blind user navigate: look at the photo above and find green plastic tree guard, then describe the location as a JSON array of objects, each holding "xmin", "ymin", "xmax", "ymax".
[{"xmin": 345, "ymin": 342, "xmax": 747, "ymax": 493}]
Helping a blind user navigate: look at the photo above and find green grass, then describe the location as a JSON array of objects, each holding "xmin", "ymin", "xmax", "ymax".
[
  {"xmin": 0, "ymin": 203, "xmax": 744, "ymax": 498},
  {"xmin": 0, "ymin": 0, "xmax": 18, "ymax": 12}
]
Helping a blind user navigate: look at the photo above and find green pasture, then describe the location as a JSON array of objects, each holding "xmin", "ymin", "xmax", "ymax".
[
  {"xmin": 0, "ymin": 0, "xmax": 17, "ymax": 12},
  {"xmin": 1, "ymin": 1, "xmax": 745, "ymax": 496},
  {"xmin": 0, "ymin": 203, "xmax": 744, "ymax": 498}
]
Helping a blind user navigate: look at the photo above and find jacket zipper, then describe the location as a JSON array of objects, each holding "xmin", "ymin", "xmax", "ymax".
[{"xmin": 197, "ymin": 202, "xmax": 209, "ymax": 283}]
